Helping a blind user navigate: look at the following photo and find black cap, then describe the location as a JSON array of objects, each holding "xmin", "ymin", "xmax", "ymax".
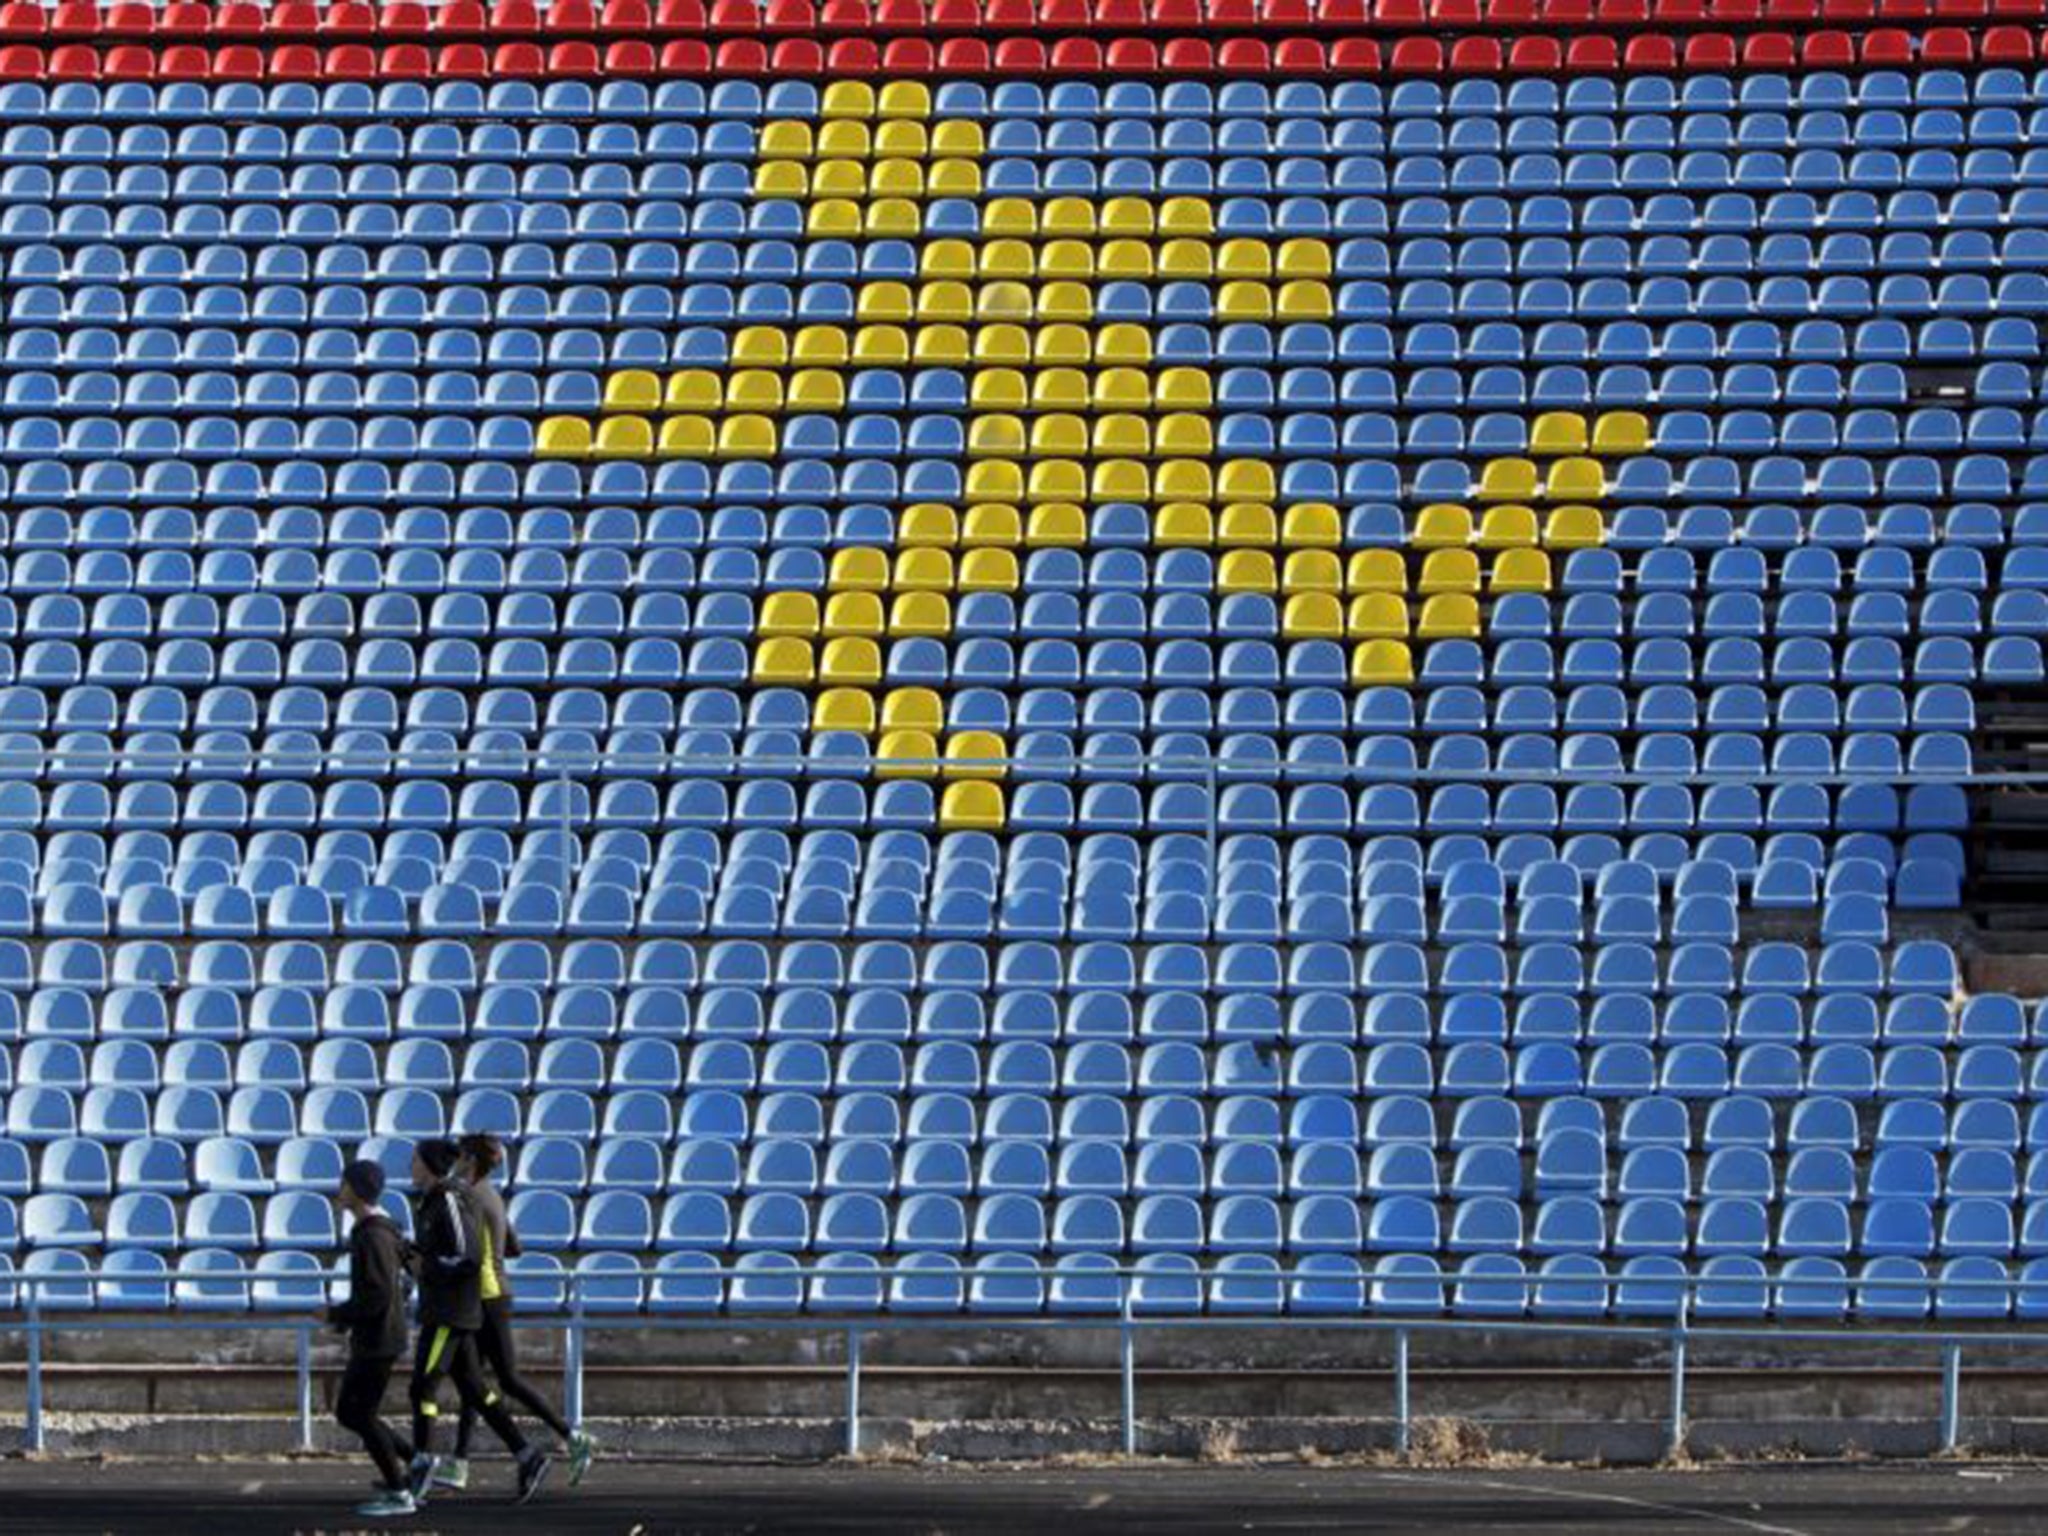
[
  {"xmin": 342, "ymin": 1159, "xmax": 385, "ymax": 1204},
  {"xmin": 415, "ymin": 1137, "xmax": 461, "ymax": 1179}
]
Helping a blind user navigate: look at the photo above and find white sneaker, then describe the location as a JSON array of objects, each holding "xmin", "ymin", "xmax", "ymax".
[
  {"xmin": 358, "ymin": 1489, "xmax": 421, "ymax": 1518},
  {"xmin": 432, "ymin": 1458, "xmax": 469, "ymax": 1491}
]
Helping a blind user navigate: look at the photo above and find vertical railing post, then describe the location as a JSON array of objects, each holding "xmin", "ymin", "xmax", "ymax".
[
  {"xmin": 296, "ymin": 1325, "xmax": 315, "ymax": 1453},
  {"xmin": 24, "ymin": 1284, "xmax": 44, "ymax": 1454},
  {"xmin": 1203, "ymin": 758, "xmax": 1219, "ymax": 907},
  {"xmin": 845, "ymin": 1327, "xmax": 863, "ymax": 1458},
  {"xmin": 1941, "ymin": 1342, "xmax": 1964, "ymax": 1455},
  {"xmin": 1119, "ymin": 1282, "xmax": 1137, "ymax": 1458},
  {"xmin": 564, "ymin": 1280, "xmax": 586, "ymax": 1432},
  {"xmin": 1666, "ymin": 1322, "xmax": 1689, "ymax": 1462},
  {"xmin": 1393, "ymin": 1329, "xmax": 1411, "ymax": 1458},
  {"xmin": 557, "ymin": 766, "xmax": 575, "ymax": 906}
]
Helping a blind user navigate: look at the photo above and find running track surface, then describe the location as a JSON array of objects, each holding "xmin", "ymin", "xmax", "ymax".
[{"xmin": 0, "ymin": 1457, "xmax": 2037, "ymax": 1535}]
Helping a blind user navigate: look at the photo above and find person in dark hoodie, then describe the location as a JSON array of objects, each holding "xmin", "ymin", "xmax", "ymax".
[
  {"xmin": 403, "ymin": 1137, "xmax": 551, "ymax": 1506},
  {"xmin": 330, "ymin": 1159, "xmax": 418, "ymax": 1518}
]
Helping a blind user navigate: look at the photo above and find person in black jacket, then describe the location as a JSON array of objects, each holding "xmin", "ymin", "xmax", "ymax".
[
  {"xmin": 329, "ymin": 1159, "xmax": 419, "ymax": 1519},
  {"xmin": 403, "ymin": 1137, "xmax": 551, "ymax": 1506}
]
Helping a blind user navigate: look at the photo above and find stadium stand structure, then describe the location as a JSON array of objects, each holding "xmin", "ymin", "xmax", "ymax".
[{"xmin": 3, "ymin": 2, "xmax": 2048, "ymax": 1339}]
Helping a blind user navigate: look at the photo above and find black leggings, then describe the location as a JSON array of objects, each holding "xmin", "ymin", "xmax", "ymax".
[
  {"xmin": 410, "ymin": 1322, "xmax": 528, "ymax": 1459},
  {"xmin": 455, "ymin": 1297, "xmax": 572, "ymax": 1456},
  {"xmin": 336, "ymin": 1352, "xmax": 413, "ymax": 1491}
]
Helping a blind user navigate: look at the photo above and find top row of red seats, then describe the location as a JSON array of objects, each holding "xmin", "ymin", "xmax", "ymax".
[{"xmin": 5, "ymin": 0, "xmax": 2043, "ymax": 36}]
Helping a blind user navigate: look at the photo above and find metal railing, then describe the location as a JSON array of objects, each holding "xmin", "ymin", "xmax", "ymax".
[{"xmin": 1, "ymin": 1263, "xmax": 2035, "ymax": 1461}]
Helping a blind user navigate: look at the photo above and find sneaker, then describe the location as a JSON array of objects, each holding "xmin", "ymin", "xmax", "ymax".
[
  {"xmin": 515, "ymin": 1451, "xmax": 553, "ymax": 1505},
  {"xmin": 431, "ymin": 1458, "xmax": 469, "ymax": 1492},
  {"xmin": 357, "ymin": 1489, "xmax": 420, "ymax": 1518},
  {"xmin": 567, "ymin": 1432, "xmax": 597, "ymax": 1488},
  {"xmin": 404, "ymin": 1454, "xmax": 437, "ymax": 1504}
]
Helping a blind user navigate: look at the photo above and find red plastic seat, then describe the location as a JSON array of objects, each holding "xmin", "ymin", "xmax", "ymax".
[
  {"xmin": 213, "ymin": 42, "xmax": 266, "ymax": 74},
  {"xmin": 1566, "ymin": 34, "xmax": 1619, "ymax": 65},
  {"xmin": 1159, "ymin": 34, "xmax": 1215, "ymax": 67},
  {"xmin": 934, "ymin": 35, "xmax": 989, "ymax": 66},
  {"xmin": 1050, "ymin": 35, "xmax": 1103, "ymax": 65},
  {"xmin": 1264, "ymin": 0, "xmax": 1317, "ymax": 23},
  {"xmin": 433, "ymin": 39, "xmax": 491, "ymax": 69},
  {"xmin": 930, "ymin": 0, "xmax": 979, "ymax": 26},
  {"xmin": 992, "ymin": 35, "xmax": 1047, "ymax": 67},
  {"xmin": 1209, "ymin": 0, "xmax": 1258, "ymax": 22},
  {"xmin": 0, "ymin": 4, "xmax": 44, "ymax": 37},
  {"xmin": 1623, "ymin": 33, "xmax": 1676, "ymax": 65},
  {"xmin": 377, "ymin": 41, "xmax": 434, "ymax": 71},
  {"xmin": 1326, "ymin": 35, "xmax": 1379, "ymax": 66},
  {"xmin": 1314, "ymin": 0, "xmax": 1367, "ymax": 21},
  {"xmin": 985, "ymin": 0, "xmax": 1034, "ymax": 22},
  {"xmin": 656, "ymin": 36, "xmax": 713, "ymax": 65},
  {"xmin": 712, "ymin": 35, "xmax": 769, "ymax": 65},
  {"xmin": 763, "ymin": 0, "xmax": 813, "ymax": 25},
  {"xmin": 1981, "ymin": 22, "xmax": 2036, "ymax": 55},
  {"xmin": 262, "ymin": 40, "xmax": 318, "ymax": 73},
  {"xmin": 547, "ymin": 0, "xmax": 600, "ymax": 26},
  {"xmin": 1431, "ymin": 0, "xmax": 1483, "ymax": 23},
  {"xmin": 1484, "ymin": 0, "xmax": 1540, "ymax": 23},
  {"xmin": 1103, "ymin": 35, "xmax": 1160, "ymax": 67},
  {"xmin": 0, "ymin": 43, "xmax": 42, "ymax": 74},
  {"xmin": 1390, "ymin": 35, "xmax": 1443, "ymax": 69},
  {"xmin": 321, "ymin": 40, "xmax": 376, "ymax": 69},
  {"xmin": 1506, "ymin": 33, "xmax": 1560, "ymax": 66},
  {"xmin": 1377, "ymin": 0, "xmax": 1427, "ymax": 21},
  {"xmin": 542, "ymin": 37, "xmax": 597, "ymax": 67},
  {"xmin": 1652, "ymin": 0, "xmax": 1707, "ymax": 20},
  {"xmin": 1449, "ymin": 35, "xmax": 1504, "ymax": 70},
  {"xmin": 596, "ymin": 0, "xmax": 652, "ymax": 27},
  {"xmin": 492, "ymin": 38, "xmax": 545, "ymax": 67},
  {"xmin": 1273, "ymin": 35, "xmax": 1326, "ymax": 69},
  {"xmin": 431, "ymin": 1, "xmax": 490, "ymax": 32},
  {"xmin": 1217, "ymin": 35, "xmax": 1274, "ymax": 67},
  {"xmin": 1543, "ymin": 0, "xmax": 1594, "ymax": 21},
  {"xmin": 874, "ymin": 0, "xmax": 924, "ymax": 24},
  {"xmin": 1739, "ymin": 29, "xmax": 1794, "ymax": 60},
  {"xmin": 489, "ymin": 0, "xmax": 542, "ymax": 31},
  {"xmin": 653, "ymin": 0, "xmax": 709, "ymax": 29},
  {"xmin": 822, "ymin": 33, "xmax": 878, "ymax": 64},
  {"xmin": 1598, "ymin": 0, "xmax": 1650, "ymax": 20},
  {"xmin": 878, "ymin": 34, "xmax": 932, "ymax": 65},
  {"xmin": 322, "ymin": 3, "xmax": 378, "ymax": 34},
  {"xmin": 1855, "ymin": 24, "xmax": 1912, "ymax": 57},
  {"xmin": 1150, "ymin": 0, "xmax": 1202, "ymax": 21},
  {"xmin": 48, "ymin": 4, "xmax": 100, "ymax": 38}
]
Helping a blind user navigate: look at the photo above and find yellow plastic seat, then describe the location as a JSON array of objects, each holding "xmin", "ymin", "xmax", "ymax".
[
  {"xmin": 1277, "ymin": 238, "xmax": 1334, "ymax": 277},
  {"xmin": 874, "ymin": 120, "xmax": 927, "ymax": 156},
  {"xmin": 1039, "ymin": 240, "xmax": 1095, "ymax": 279},
  {"xmin": 1478, "ymin": 458, "xmax": 1539, "ymax": 503},
  {"xmin": 821, "ymin": 80, "xmax": 877, "ymax": 118},
  {"xmin": 820, "ymin": 637, "xmax": 881, "ymax": 686},
  {"xmin": 863, "ymin": 198, "xmax": 920, "ymax": 237},
  {"xmin": 893, "ymin": 547, "xmax": 955, "ymax": 592},
  {"xmin": 1281, "ymin": 503, "xmax": 1341, "ymax": 548},
  {"xmin": 602, "ymin": 370, "xmax": 660, "ymax": 412},
  {"xmin": 1350, "ymin": 639, "xmax": 1414, "ymax": 686},
  {"xmin": 656, "ymin": 416, "xmax": 714, "ymax": 458},
  {"xmin": 1543, "ymin": 505, "xmax": 1606, "ymax": 549},
  {"xmin": 1476, "ymin": 506, "xmax": 1539, "ymax": 549},
  {"xmin": 1026, "ymin": 504, "xmax": 1087, "ymax": 547},
  {"xmin": 822, "ymin": 591, "xmax": 885, "ymax": 637},
  {"xmin": 852, "ymin": 325, "xmax": 909, "ymax": 365},
  {"xmin": 889, "ymin": 592, "xmax": 952, "ymax": 637},
  {"xmin": 1154, "ymin": 503, "xmax": 1214, "ymax": 547},
  {"xmin": 920, "ymin": 238, "xmax": 975, "ymax": 279},
  {"xmin": 1034, "ymin": 324, "xmax": 1093, "ymax": 366},
  {"xmin": 1411, "ymin": 504, "xmax": 1474, "ymax": 549},
  {"xmin": 876, "ymin": 729, "xmax": 938, "ymax": 778},
  {"xmin": 882, "ymin": 688, "xmax": 943, "ymax": 732},
  {"xmin": 1218, "ymin": 549, "xmax": 1278, "ymax": 594},
  {"xmin": 1415, "ymin": 594, "xmax": 1480, "ymax": 639},
  {"xmin": 958, "ymin": 548, "xmax": 1020, "ymax": 591},
  {"xmin": 1346, "ymin": 548, "xmax": 1407, "ymax": 594},
  {"xmin": 1156, "ymin": 368, "xmax": 1212, "ymax": 409},
  {"xmin": 1347, "ymin": 592, "xmax": 1409, "ymax": 639},
  {"xmin": 877, "ymin": 79, "xmax": 930, "ymax": 118},
  {"xmin": 983, "ymin": 197, "xmax": 1037, "ymax": 236},
  {"xmin": 973, "ymin": 324, "xmax": 1031, "ymax": 366},
  {"xmin": 1153, "ymin": 414, "xmax": 1212, "ymax": 457},
  {"xmin": 978, "ymin": 237, "xmax": 1035, "ymax": 277},
  {"xmin": 1418, "ymin": 549, "xmax": 1481, "ymax": 595},
  {"xmin": 963, "ymin": 505, "xmax": 1023, "ymax": 547},
  {"xmin": 1490, "ymin": 548, "xmax": 1553, "ymax": 593},
  {"xmin": 758, "ymin": 121, "xmax": 813, "ymax": 159},
  {"xmin": 536, "ymin": 417, "xmax": 591, "ymax": 459},
  {"xmin": 812, "ymin": 160, "xmax": 867, "ymax": 198},
  {"xmin": 816, "ymin": 120, "xmax": 869, "ymax": 157},
  {"xmin": 1099, "ymin": 239, "xmax": 1153, "ymax": 278},
  {"xmin": 1593, "ymin": 410, "xmax": 1650, "ymax": 456},
  {"xmin": 593, "ymin": 416, "xmax": 653, "ymax": 460},
  {"xmin": 757, "ymin": 591, "xmax": 820, "ymax": 638},
  {"xmin": 829, "ymin": 547, "xmax": 891, "ymax": 592},
  {"xmin": 1038, "ymin": 280, "xmax": 1092, "ymax": 322},
  {"xmin": 1219, "ymin": 459, "xmax": 1276, "ymax": 502},
  {"xmin": 725, "ymin": 371, "xmax": 785, "ymax": 413},
  {"xmin": 870, "ymin": 160, "xmax": 925, "ymax": 198},
  {"xmin": 1099, "ymin": 196, "xmax": 1154, "ymax": 235},
  {"xmin": 787, "ymin": 325, "xmax": 844, "ymax": 366},
  {"xmin": 1029, "ymin": 460, "xmax": 1090, "ymax": 505},
  {"xmin": 733, "ymin": 326, "xmax": 793, "ymax": 367},
  {"xmin": 899, "ymin": 504, "xmax": 959, "ymax": 548},
  {"xmin": 932, "ymin": 119, "xmax": 982, "ymax": 155},
  {"xmin": 787, "ymin": 371, "xmax": 841, "ymax": 411},
  {"xmin": 1530, "ymin": 411, "xmax": 1589, "ymax": 455},
  {"xmin": 1034, "ymin": 415, "xmax": 1093, "ymax": 458},
  {"xmin": 715, "ymin": 415, "xmax": 777, "ymax": 460},
  {"xmin": 1043, "ymin": 196, "xmax": 1096, "ymax": 236},
  {"xmin": 1159, "ymin": 196, "xmax": 1214, "ymax": 235},
  {"xmin": 976, "ymin": 280, "xmax": 1034, "ymax": 322},
  {"xmin": 1282, "ymin": 592, "xmax": 1344, "ymax": 640},
  {"xmin": 806, "ymin": 199, "xmax": 862, "ymax": 238},
  {"xmin": 911, "ymin": 326, "xmax": 968, "ymax": 366},
  {"xmin": 1084, "ymin": 459, "xmax": 1148, "ymax": 504},
  {"xmin": 1157, "ymin": 238, "xmax": 1212, "ymax": 277},
  {"xmin": 814, "ymin": 688, "xmax": 877, "ymax": 735},
  {"xmin": 1217, "ymin": 280, "xmax": 1273, "ymax": 320},
  {"xmin": 1282, "ymin": 549, "xmax": 1343, "ymax": 595},
  {"xmin": 965, "ymin": 461, "xmax": 1025, "ymax": 505},
  {"xmin": 664, "ymin": 369, "xmax": 722, "ymax": 410},
  {"xmin": 1276, "ymin": 280, "xmax": 1333, "ymax": 319},
  {"xmin": 1093, "ymin": 368, "xmax": 1152, "ymax": 410},
  {"xmin": 912, "ymin": 280, "xmax": 972, "ymax": 323},
  {"xmin": 1089, "ymin": 414, "xmax": 1149, "ymax": 457},
  {"xmin": 1154, "ymin": 460, "xmax": 1213, "ymax": 503},
  {"xmin": 753, "ymin": 160, "xmax": 809, "ymax": 198},
  {"xmin": 939, "ymin": 779, "xmax": 1005, "ymax": 831},
  {"xmin": 969, "ymin": 416, "xmax": 1027, "ymax": 459},
  {"xmin": 942, "ymin": 730, "xmax": 1007, "ymax": 780},
  {"xmin": 1217, "ymin": 238, "xmax": 1274, "ymax": 277},
  {"xmin": 1218, "ymin": 503, "xmax": 1277, "ymax": 548},
  {"xmin": 1029, "ymin": 368, "xmax": 1088, "ymax": 411},
  {"xmin": 1545, "ymin": 457, "xmax": 1606, "ymax": 501},
  {"xmin": 1094, "ymin": 323, "xmax": 1151, "ymax": 365},
  {"xmin": 752, "ymin": 636, "xmax": 815, "ymax": 685}
]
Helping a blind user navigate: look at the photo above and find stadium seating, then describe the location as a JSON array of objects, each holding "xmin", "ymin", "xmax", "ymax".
[{"xmin": 0, "ymin": 13, "xmax": 2041, "ymax": 1321}]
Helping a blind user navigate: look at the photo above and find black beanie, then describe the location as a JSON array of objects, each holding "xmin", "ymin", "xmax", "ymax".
[
  {"xmin": 342, "ymin": 1158, "xmax": 385, "ymax": 1204},
  {"xmin": 416, "ymin": 1138, "xmax": 461, "ymax": 1179}
]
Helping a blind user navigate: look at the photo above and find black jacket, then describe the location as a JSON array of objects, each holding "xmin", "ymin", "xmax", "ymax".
[
  {"xmin": 329, "ymin": 1211, "xmax": 409, "ymax": 1361},
  {"xmin": 411, "ymin": 1176, "xmax": 485, "ymax": 1333}
]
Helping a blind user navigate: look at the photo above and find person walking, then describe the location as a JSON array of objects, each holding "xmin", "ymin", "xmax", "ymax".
[
  {"xmin": 402, "ymin": 1137, "xmax": 552, "ymax": 1506},
  {"xmin": 329, "ymin": 1159, "xmax": 417, "ymax": 1518},
  {"xmin": 437, "ymin": 1133, "xmax": 597, "ymax": 1491}
]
